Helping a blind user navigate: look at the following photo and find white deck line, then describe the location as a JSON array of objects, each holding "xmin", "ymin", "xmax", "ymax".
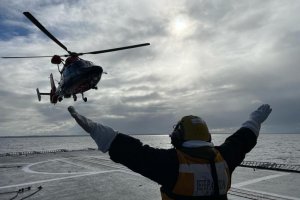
[
  {"xmin": 231, "ymin": 172, "xmax": 300, "ymax": 200},
  {"xmin": 0, "ymin": 162, "xmax": 30, "ymax": 166},
  {"xmin": 22, "ymin": 159, "xmax": 91, "ymax": 175},
  {"xmin": 230, "ymin": 187, "xmax": 300, "ymax": 200},
  {"xmin": 0, "ymin": 170, "xmax": 121, "ymax": 190},
  {"xmin": 232, "ymin": 172, "xmax": 289, "ymax": 188}
]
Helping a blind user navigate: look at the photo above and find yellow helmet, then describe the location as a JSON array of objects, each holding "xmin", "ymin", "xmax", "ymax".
[{"xmin": 170, "ymin": 115, "xmax": 211, "ymax": 148}]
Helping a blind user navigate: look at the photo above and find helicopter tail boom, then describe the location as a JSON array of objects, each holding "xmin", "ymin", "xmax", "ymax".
[{"xmin": 50, "ymin": 73, "xmax": 56, "ymax": 91}]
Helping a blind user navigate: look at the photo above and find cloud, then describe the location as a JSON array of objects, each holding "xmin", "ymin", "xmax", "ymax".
[{"xmin": 0, "ymin": 0, "xmax": 300, "ymax": 136}]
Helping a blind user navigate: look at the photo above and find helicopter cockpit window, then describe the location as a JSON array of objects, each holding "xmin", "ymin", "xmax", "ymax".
[
  {"xmin": 81, "ymin": 60, "xmax": 94, "ymax": 68},
  {"xmin": 62, "ymin": 60, "xmax": 95, "ymax": 80},
  {"xmin": 63, "ymin": 60, "xmax": 81, "ymax": 76}
]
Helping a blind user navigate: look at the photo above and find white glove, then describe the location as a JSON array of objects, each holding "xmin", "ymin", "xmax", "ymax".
[
  {"xmin": 242, "ymin": 104, "xmax": 272, "ymax": 137},
  {"xmin": 68, "ymin": 106, "xmax": 117, "ymax": 153}
]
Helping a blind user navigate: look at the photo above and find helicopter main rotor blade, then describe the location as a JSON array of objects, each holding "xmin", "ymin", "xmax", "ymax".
[
  {"xmin": 2, "ymin": 42, "xmax": 150, "ymax": 59},
  {"xmin": 2, "ymin": 55, "xmax": 54, "ymax": 58},
  {"xmin": 23, "ymin": 12, "xmax": 71, "ymax": 54},
  {"xmin": 77, "ymin": 43, "xmax": 150, "ymax": 55}
]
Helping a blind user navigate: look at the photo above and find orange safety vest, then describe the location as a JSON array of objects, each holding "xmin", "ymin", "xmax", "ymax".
[{"xmin": 161, "ymin": 149, "xmax": 231, "ymax": 200}]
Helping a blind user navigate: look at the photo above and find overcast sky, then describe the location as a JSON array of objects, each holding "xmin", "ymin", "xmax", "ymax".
[{"xmin": 0, "ymin": 0, "xmax": 299, "ymax": 136}]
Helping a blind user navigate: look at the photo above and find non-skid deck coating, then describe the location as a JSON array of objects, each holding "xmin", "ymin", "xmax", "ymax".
[{"xmin": 0, "ymin": 150, "xmax": 299, "ymax": 200}]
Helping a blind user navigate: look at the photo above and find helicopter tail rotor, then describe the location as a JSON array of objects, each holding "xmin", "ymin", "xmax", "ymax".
[
  {"xmin": 36, "ymin": 88, "xmax": 41, "ymax": 101},
  {"xmin": 36, "ymin": 88, "xmax": 50, "ymax": 102}
]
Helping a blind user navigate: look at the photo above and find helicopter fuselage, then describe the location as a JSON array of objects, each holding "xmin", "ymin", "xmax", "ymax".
[{"xmin": 55, "ymin": 59, "xmax": 103, "ymax": 102}]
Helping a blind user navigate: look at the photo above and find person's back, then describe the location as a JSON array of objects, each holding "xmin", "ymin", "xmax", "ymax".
[{"xmin": 68, "ymin": 104, "xmax": 272, "ymax": 199}]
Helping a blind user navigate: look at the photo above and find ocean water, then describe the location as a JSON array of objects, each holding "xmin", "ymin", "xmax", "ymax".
[{"xmin": 0, "ymin": 134, "xmax": 299, "ymax": 165}]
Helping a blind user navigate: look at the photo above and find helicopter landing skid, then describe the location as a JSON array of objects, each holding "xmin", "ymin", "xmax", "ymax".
[
  {"xmin": 72, "ymin": 93, "xmax": 86, "ymax": 102},
  {"xmin": 81, "ymin": 93, "xmax": 87, "ymax": 102},
  {"xmin": 72, "ymin": 94, "xmax": 77, "ymax": 101}
]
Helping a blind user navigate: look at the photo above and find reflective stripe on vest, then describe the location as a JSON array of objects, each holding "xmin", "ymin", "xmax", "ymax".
[{"xmin": 161, "ymin": 149, "xmax": 230, "ymax": 200}]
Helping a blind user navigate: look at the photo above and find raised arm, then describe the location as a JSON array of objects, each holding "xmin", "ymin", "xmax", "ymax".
[
  {"xmin": 216, "ymin": 104, "xmax": 272, "ymax": 172},
  {"xmin": 68, "ymin": 106, "xmax": 118, "ymax": 152},
  {"xmin": 68, "ymin": 106, "xmax": 178, "ymax": 187}
]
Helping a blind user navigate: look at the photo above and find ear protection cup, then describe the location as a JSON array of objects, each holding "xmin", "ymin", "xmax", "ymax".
[{"xmin": 170, "ymin": 122, "xmax": 185, "ymax": 148}]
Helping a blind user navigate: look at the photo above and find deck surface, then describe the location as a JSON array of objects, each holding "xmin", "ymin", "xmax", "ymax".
[{"xmin": 0, "ymin": 150, "xmax": 299, "ymax": 200}]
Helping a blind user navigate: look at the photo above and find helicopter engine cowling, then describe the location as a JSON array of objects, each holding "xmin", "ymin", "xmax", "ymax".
[{"xmin": 51, "ymin": 55, "xmax": 63, "ymax": 64}]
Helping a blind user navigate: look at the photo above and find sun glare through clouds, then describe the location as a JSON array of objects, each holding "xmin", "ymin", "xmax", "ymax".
[{"xmin": 169, "ymin": 15, "xmax": 196, "ymax": 38}]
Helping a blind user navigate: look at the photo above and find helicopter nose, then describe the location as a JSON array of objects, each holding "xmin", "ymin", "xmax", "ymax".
[{"xmin": 91, "ymin": 66, "xmax": 103, "ymax": 75}]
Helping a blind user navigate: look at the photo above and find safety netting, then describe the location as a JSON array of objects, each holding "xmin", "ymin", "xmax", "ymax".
[{"xmin": 240, "ymin": 160, "xmax": 300, "ymax": 173}]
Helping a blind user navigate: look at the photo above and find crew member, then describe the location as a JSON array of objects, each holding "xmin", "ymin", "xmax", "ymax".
[{"xmin": 68, "ymin": 104, "xmax": 272, "ymax": 199}]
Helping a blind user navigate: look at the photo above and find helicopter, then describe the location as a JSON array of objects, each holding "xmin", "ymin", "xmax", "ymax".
[{"xmin": 2, "ymin": 12, "xmax": 150, "ymax": 104}]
